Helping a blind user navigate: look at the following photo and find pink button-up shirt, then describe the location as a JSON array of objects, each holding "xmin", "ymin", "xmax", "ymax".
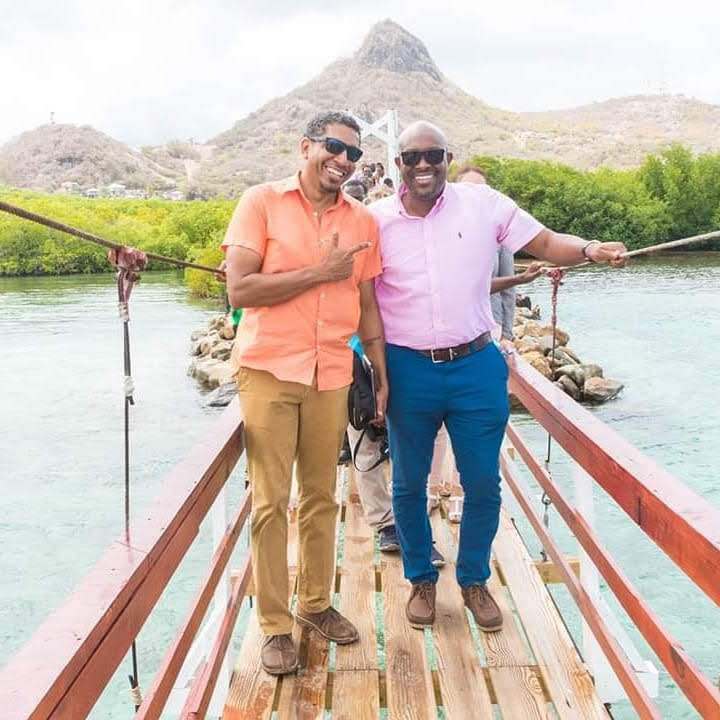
[{"xmin": 371, "ymin": 182, "xmax": 544, "ymax": 350}]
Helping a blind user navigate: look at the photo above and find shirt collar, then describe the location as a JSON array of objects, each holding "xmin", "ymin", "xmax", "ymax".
[
  {"xmin": 278, "ymin": 171, "xmax": 349, "ymax": 211},
  {"xmin": 276, "ymin": 172, "xmax": 302, "ymax": 194}
]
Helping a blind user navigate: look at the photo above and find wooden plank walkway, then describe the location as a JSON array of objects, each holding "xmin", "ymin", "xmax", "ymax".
[{"xmin": 222, "ymin": 467, "xmax": 609, "ymax": 719}]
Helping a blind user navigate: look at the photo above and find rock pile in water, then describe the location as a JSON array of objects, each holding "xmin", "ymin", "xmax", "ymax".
[
  {"xmin": 512, "ymin": 296, "xmax": 623, "ymax": 405},
  {"xmin": 187, "ymin": 315, "xmax": 237, "ymax": 405},
  {"xmin": 188, "ymin": 303, "xmax": 624, "ymax": 408}
]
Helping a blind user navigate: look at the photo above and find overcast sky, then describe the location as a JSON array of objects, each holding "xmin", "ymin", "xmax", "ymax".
[{"xmin": 2, "ymin": 0, "xmax": 719, "ymax": 148}]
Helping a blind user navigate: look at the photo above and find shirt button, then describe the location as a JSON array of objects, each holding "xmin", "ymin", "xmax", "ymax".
[
  {"xmin": 320, "ymin": 293, "xmax": 326, "ymax": 299},
  {"xmin": 318, "ymin": 320, "xmax": 324, "ymax": 326}
]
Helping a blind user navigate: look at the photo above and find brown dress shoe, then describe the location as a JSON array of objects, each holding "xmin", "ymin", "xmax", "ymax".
[
  {"xmin": 406, "ymin": 581, "xmax": 436, "ymax": 628},
  {"xmin": 462, "ymin": 584, "xmax": 503, "ymax": 632},
  {"xmin": 296, "ymin": 606, "xmax": 359, "ymax": 644},
  {"xmin": 261, "ymin": 633, "xmax": 298, "ymax": 675}
]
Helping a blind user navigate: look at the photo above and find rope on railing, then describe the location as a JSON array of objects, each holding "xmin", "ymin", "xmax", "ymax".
[
  {"xmin": 553, "ymin": 228, "xmax": 720, "ymax": 273},
  {"xmin": 129, "ymin": 682, "xmax": 143, "ymax": 707}
]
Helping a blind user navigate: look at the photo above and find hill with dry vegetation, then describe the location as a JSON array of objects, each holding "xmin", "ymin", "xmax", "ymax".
[{"xmin": 3, "ymin": 20, "xmax": 720, "ymax": 197}]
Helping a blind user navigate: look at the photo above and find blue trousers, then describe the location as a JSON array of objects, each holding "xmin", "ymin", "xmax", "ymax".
[{"xmin": 386, "ymin": 342, "xmax": 509, "ymax": 587}]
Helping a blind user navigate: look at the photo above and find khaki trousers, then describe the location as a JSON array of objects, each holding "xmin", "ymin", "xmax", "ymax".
[
  {"xmin": 236, "ymin": 366, "xmax": 348, "ymax": 635},
  {"xmin": 346, "ymin": 424, "xmax": 394, "ymax": 530}
]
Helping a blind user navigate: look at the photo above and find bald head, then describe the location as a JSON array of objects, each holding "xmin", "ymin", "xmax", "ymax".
[
  {"xmin": 398, "ymin": 121, "xmax": 448, "ymax": 151},
  {"xmin": 394, "ymin": 120, "xmax": 453, "ymax": 212}
]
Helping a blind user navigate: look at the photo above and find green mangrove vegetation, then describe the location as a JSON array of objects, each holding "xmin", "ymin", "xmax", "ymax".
[{"xmin": 1, "ymin": 145, "xmax": 719, "ymax": 299}]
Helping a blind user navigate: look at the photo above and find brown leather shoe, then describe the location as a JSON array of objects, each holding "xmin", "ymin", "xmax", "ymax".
[
  {"xmin": 296, "ymin": 606, "xmax": 359, "ymax": 644},
  {"xmin": 261, "ymin": 633, "xmax": 298, "ymax": 675},
  {"xmin": 406, "ymin": 581, "xmax": 436, "ymax": 628},
  {"xmin": 462, "ymin": 584, "xmax": 503, "ymax": 632}
]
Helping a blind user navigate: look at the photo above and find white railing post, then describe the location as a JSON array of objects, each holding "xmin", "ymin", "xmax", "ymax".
[
  {"xmin": 207, "ymin": 486, "xmax": 231, "ymax": 717},
  {"xmin": 574, "ymin": 465, "xmax": 658, "ymax": 703},
  {"xmin": 386, "ymin": 109, "xmax": 400, "ymax": 189},
  {"xmin": 164, "ymin": 486, "xmax": 232, "ymax": 718}
]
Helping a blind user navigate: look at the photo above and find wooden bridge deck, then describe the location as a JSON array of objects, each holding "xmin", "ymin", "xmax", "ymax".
[{"xmin": 222, "ymin": 467, "xmax": 608, "ymax": 720}]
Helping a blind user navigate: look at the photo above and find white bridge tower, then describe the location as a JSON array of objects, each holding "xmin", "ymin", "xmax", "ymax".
[{"xmin": 346, "ymin": 109, "xmax": 400, "ymax": 188}]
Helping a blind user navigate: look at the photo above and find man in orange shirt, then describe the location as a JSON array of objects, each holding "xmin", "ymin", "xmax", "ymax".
[{"xmin": 222, "ymin": 111, "xmax": 387, "ymax": 675}]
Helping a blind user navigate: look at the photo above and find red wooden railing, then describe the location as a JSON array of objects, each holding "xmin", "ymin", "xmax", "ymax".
[
  {"xmin": 505, "ymin": 357, "xmax": 720, "ymax": 719},
  {"xmin": 0, "ymin": 399, "xmax": 247, "ymax": 720},
  {"xmin": 1, "ymin": 358, "xmax": 718, "ymax": 719}
]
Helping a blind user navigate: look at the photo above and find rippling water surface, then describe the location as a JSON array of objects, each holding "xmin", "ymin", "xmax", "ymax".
[{"xmin": 1, "ymin": 257, "xmax": 718, "ymax": 718}]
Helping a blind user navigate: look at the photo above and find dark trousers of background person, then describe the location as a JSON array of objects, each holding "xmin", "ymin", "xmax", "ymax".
[{"xmin": 385, "ymin": 343, "xmax": 509, "ymax": 587}]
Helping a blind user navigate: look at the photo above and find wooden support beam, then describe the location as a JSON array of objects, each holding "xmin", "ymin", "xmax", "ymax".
[
  {"xmin": 500, "ymin": 454, "xmax": 660, "ymax": 719},
  {"xmin": 505, "ymin": 424, "xmax": 720, "ymax": 718}
]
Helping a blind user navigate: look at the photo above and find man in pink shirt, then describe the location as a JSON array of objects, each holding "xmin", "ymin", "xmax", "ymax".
[{"xmin": 370, "ymin": 121, "xmax": 626, "ymax": 632}]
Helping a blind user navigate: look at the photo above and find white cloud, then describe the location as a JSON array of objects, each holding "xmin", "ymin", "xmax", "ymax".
[{"xmin": 1, "ymin": 0, "xmax": 719, "ymax": 145}]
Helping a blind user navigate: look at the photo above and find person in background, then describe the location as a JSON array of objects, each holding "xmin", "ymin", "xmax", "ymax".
[
  {"xmin": 383, "ymin": 177, "xmax": 395, "ymax": 191},
  {"xmin": 347, "ymin": 422, "xmax": 446, "ymax": 567},
  {"xmin": 371, "ymin": 120, "xmax": 626, "ymax": 635},
  {"xmin": 361, "ymin": 163, "xmax": 376, "ymax": 190},
  {"xmin": 374, "ymin": 161, "xmax": 386, "ymax": 184},
  {"xmin": 222, "ymin": 110, "xmax": 388, "ymax": 676},
  {"xmin": 343, "ymin": 179, "xmax": 368, "ymax": 203}
]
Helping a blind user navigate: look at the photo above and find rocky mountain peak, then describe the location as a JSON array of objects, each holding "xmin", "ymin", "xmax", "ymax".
[{"xmin": 354, "ymin": 19, "xmax": 442, "ymax": 82}]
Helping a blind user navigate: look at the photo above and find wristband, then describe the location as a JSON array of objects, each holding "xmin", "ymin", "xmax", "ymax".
[{"xmin": 582, "ymin": 240, "xmax": 601, "ymax": 261}]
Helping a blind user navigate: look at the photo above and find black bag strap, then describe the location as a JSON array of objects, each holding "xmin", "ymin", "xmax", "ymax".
[{"xmin": 352, "ymin": 428, "xmax": 388, "ymax": 473}]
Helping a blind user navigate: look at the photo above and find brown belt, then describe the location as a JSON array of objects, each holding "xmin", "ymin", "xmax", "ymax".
[{"xmin": 415, "ymin": 332, "xmax": 492, "ymax": 363}]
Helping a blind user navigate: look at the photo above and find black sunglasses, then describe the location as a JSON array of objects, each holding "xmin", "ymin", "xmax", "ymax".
[
  {"xmin": 400, "ymin": 148, "xmax": 446, "ymax": 166},
  {"xmin": 308, "ymin": 135, "xmax": 363, "ymax": 163}
]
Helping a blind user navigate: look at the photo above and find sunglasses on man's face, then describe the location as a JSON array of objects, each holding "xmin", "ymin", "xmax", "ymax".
[
  {"xmin": 308, "ymin": 136, "xmax": 363, "ymax": 163},
  {"xmin": 399, "ymin": 148, "xmax": 446, "ymax": 167}
]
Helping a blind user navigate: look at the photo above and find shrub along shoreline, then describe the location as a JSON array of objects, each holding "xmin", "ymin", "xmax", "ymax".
[{"xmin": 2, "ymin": 144, "xmax": 719, "ymax": 297}]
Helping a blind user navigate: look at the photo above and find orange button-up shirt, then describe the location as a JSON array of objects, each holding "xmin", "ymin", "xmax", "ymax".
[{"xmin": 221, "ymin": 173, "xmax": 382, "ymax": 391}]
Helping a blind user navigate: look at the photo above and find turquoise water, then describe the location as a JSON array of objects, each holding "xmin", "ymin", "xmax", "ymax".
[{"xmin": 0, "ymin": 257, "xmax": 718, "ymax": 718}]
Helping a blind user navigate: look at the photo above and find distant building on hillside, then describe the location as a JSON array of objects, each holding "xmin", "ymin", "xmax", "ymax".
[
  {"xmin": 163, "ymin": 189, "xmax": 185, "ymax": 201},
  {"xmin": 106, "ymin": 182, "xmax": 126, "ymax": 197},
  {"xmin": 84, "ymin": 187, "xmax": 100, "ymax": 198},
  {"xmin": 60, "ymin": 181, "xmax": 80, "ymax": 194}
]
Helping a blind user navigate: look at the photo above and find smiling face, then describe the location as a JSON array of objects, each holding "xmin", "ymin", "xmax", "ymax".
[
  {"xmin": 300, "ymin": 122, "xmax": 360, "ymax": 196},
  {"xmin": 395, "ymin": 122, "xmax": 453, "ymax": 208}
]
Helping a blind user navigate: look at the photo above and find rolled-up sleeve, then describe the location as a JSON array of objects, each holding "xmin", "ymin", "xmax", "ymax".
[{"xmin": 221, "ymin": 187, "xmax": 267, "ymax": 257}]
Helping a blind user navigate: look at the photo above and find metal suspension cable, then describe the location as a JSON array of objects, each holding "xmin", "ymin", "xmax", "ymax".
[
  {"xmin": 530, "ymin": 227, "xmax": 718, "ymax": 559},
  {"xmin": 109, "ymin": 245, "xmax": 147, "ymax": 713},
  {"xmin": 554, "ymin": 228, "xmax": 720, "ymax": 273},
  {"xmin": 0, "ymin": 200, "xmax": 221, "ymax": 274}
]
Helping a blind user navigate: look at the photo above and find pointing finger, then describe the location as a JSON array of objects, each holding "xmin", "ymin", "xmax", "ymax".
[{"xmin": 347, "ymin": 242, "xmax": 371, "ymax": 256}]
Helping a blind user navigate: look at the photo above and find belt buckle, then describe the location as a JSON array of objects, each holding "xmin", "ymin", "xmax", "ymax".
[{"xmin": 430, "ymin": 347, "xmax": 455, "ymax": 363}]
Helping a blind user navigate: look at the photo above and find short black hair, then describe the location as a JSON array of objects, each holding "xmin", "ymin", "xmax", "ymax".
[
  {"xmin": 343, "ymin": 180, "xmax": 367, "ymax": 200},
  {"xmin": 383, "ymin": 177, "xmax": 394, "ymax": 188},
  {"xmin": 305, "ymin": 111, "xmax": 361, "ymax": 141}
]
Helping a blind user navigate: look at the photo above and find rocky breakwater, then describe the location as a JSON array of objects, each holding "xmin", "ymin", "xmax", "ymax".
[
  {"xmin": 511, "ymin": 300, "xmax": 623, "ymax": 406},
  {"xmin": 187, "ymin": 314, "xmax": 238, "ymax": 406},
  {"xmin": 188, "ymin": 304, "xmax": 623, "ymax": 409}
]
